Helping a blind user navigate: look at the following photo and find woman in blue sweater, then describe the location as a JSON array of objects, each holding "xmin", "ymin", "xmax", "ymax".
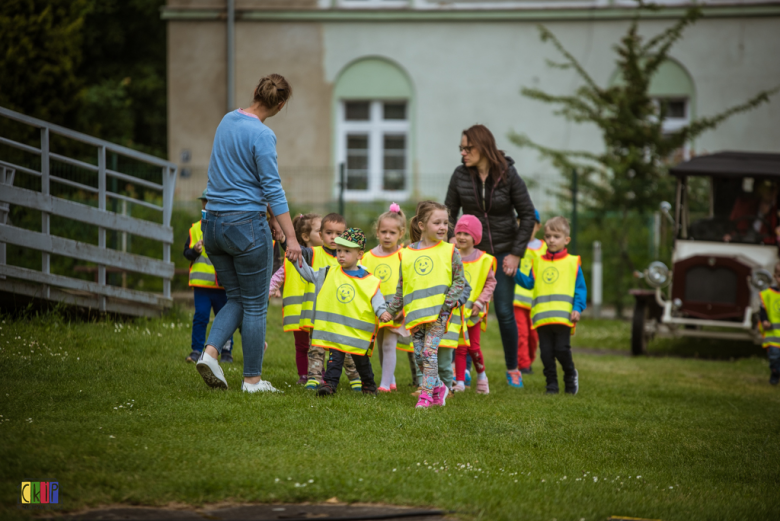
[{"xmin": 196, "ymin": 74, "xmax": 302, "ymax": 393}]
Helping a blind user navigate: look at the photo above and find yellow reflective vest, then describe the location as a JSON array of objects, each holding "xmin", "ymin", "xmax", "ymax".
[
  {"xmin": 462, "ymin": 250, "xmax": 497, "ymax": 330},
  {"xmin": 188, "ymin": 222, "xmax": 222, "ymax": 289},
  {"xmin": 301, "ymin": 246, "xmax": 339, "ymax": 329},
  {"xmin": 400, "ymin": 241, "xmax": 461, "ymax": 348},
  {"xmin": 530, "ymin": 253, "xmax": 580, "ymax": 329},
  {"xmin": 514, "ymin": 240, "xmax": 547, "ymax": 309},
  {"xmin": 760, "ymin": 288, "xmax": 780, "ymax": 348},
  {"xmin": 282, "ymin": 259, "xmax": 308, "ymax": 332},
  {"xmin": 362, "ymin": 248, "xmax": 404, "ymax": 329},
  {"xmin": 310, "ymin": 267, "xmax": 381, "ymax": 356}
]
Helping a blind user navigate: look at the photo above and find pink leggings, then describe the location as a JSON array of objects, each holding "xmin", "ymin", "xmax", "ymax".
[
  {"xmin": 293, "ymin": 330, "xmax": 309, "ymax": 377},
  {"xmin": 455, "ymin": 324, "xmax": 486, "ymax": 381}
]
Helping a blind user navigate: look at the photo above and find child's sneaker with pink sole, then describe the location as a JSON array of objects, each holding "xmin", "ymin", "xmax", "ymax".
[
  {"xmin": 476, "ymin": 378, "xmax": 490, "ymax": 394},
  {"xmin": 378, "ymin": 386, "xmax": 392, "ymax": 393},
  {"xmin": 452, "ymin": 382, "xmax": 466, "ymax": 392},
  {"xmin": 415, "ymin": 392, "xmax": 434, "ymax": 408}
]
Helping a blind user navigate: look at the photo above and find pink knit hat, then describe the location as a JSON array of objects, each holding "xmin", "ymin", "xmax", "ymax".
[{"xmin": 455, "ymin": 214, "xmax": 483, "ymax": 245}]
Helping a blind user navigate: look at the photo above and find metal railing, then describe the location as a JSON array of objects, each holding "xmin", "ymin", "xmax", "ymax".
[{"xmin": 0, "ymin": 106, "xmax": 178, "ymax": 317}]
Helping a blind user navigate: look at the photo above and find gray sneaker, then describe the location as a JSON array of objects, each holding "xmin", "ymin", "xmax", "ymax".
[
  {"xmin": 196, "ymin": 352, "xmax": 228, "ymax": 390},
  {"xmin": 220, "ymin": 351, "xmax": 234, "ymax": 363},
  {"xmin": 565, "ymin": 369, "xmax": 579, "ymax": 395}
]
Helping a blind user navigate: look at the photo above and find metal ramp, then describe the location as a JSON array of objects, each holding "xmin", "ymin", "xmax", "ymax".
[{"xmin": 0, "ymin": 106, "xmax": 178, "ymax": 317}]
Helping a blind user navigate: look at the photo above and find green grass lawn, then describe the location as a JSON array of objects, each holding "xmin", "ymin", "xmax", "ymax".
[{"xmin": 1, "ymin": 305, "xmax": 779, "ymax": 521}]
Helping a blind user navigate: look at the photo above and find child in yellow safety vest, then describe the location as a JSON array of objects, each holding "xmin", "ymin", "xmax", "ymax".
[
  {"xmin": 453, "ymin": 215, "xmax": 496, "ymax": 394},
  {"xmin": 515, "ymin": 209, "xmax": 546, "ymax": 375},
  {"xmin": 185, "ymin": 189, "xmax": 234, "ymax": 364},
  {"xmin": 515, "ymin": 216, "xmax": 586, "ymax": 395},
  {"xmin": 362, "ymin": 203, "xmax": 414, "ymax": 392},
  {"xmin": 291, "ymin": 228, "xmax": 392, "ymax": 395},
  {"xmin": 758, "ymin": 261, "xmax": 780, "ymax": 385},
  {"xmin": 384, "ymin": 201, "xmax": 467, "ymax": 408},
  {"xmin": 269, "ymin": 213, "xmax": 322, "ymax": 384},
  {"xmin": 282, "ymin": 213, "xmax": 364, "ymax": 391}
]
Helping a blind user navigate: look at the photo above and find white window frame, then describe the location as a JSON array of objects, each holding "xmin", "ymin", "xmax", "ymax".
[
  {"xmin": 337, "ymin": 0, "xmax": 410, "ymax": 9},
  {"xmin": 336, "ymin": 100, "xmax": 410, "ymax": 202},
  {"xmin": 653, "ymin": 96, "xmax": 691, "ymax": 160}
]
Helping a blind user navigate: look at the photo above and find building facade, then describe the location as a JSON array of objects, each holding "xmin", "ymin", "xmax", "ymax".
[{"xmin": 164, "ymin": 0, "xmax": 780, "ymax": 211}]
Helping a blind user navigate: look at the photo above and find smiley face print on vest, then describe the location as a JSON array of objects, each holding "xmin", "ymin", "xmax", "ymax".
[
  {"xmin": 337, "ymin": 283, "xmax": 356, "ymax": 304},
  {"xmin": 414, "ymin": 256, "xmax": 434, "ymax": 276},
  {"xmin": 542, "ymin": 266, "xmax": 560, "ymax": 285},
  {"xmin": 374, "ymin": 264, "xmax": 392, "ymax": 283}
]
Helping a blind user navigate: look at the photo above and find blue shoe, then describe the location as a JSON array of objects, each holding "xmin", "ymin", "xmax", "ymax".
[
  {"xmin": 464, "ymin": 370, "xmax": 472, "ymax": 388},
  {"xmin": 305, "ymin": 379, "xmax": 320, "ymax": 391},
  {"xmin": 506, "ymin": 370, "xmax": 524, "ymax": 388},
  {"xmin": 350, "ymin": 379, "xmax": 362, "ymax": 392}
]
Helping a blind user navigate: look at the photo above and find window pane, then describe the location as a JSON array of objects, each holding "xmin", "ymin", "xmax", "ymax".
[
  {"xmin": 383, "ymin": 102, "xmax": 406, "ymax": 120},
  {"xmin": 659, "ymin": 98, "xmax": 686, "ymax": 119},
  {"xmin": 346, "ymin": 134, "xmax": 369, "ymax": 190},
  {"xmin": 345, "ymin": 101, "xmax": 370, "ymax": 121},
  {"xmin": 383, "ymin": 134, "xmax": 405, "ymax": 191},
  {"xmin": 667, "ymin": 100, "xmax": 686, "ymax": 119}
]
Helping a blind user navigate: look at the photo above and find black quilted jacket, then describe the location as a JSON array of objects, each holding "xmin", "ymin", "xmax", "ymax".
[{"xmin": 444, "ymin": 156, "xmax": 536, "ymax": 258}]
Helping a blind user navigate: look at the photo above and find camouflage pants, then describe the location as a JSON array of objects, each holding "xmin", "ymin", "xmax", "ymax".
[{"xmin": 308, "ymin": 343, "xmax": 360, "ymax": 383}]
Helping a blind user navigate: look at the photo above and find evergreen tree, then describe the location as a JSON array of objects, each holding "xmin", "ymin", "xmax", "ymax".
[{"xmin": 510, "ymin": 2, "xmax": 778, "ymax": 315}]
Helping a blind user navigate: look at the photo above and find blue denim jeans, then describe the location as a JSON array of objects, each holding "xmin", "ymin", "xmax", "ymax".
[
  {"xmin": 191, "ymin": 286, "xmax": 232, "ymax": 353},
  {"xmin": 493, "ymin": 252, "xmax": 519, "ymax": 370},
  {"xmin": 202, "ymin": 211, "xmax": 272, "ymax": 377},
  {"xmin": 769, "ymin": 346, "xmax": 780, "ymax": 374}
]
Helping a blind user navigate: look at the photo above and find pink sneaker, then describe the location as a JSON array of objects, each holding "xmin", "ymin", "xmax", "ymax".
[
  {"xmin": 476, "ymin": 378, "xmax": 490, "ymax": 394},
  {"xmin": 415, "ymin": 392, "xmax": 434, "ymax": 408},
  {"xmin": 453, "ymin": 382, "xmax": 466, "ymax": 393},
  {"xmin": 378, "ymin": 386, "xmax": 392, "ymax": 393},
  {"xmin": 432, "ymin": 384, "xmax": 449, "ymax": 406},
  {"xmin": 390, "ymin": 383, "xmax": 397, "ymax": 391}
]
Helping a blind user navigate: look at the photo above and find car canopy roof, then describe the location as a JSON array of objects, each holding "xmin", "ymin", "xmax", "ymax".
[{"xmin": 670, "ymin": 151, "xmax": 780, "ymax": 179}]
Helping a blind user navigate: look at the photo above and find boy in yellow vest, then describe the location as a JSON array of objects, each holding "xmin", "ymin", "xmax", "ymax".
[
  {"xmin": 515, "ymin": 216, "xmax": 586, "ymax": 394},
  {"xmin": 292, "ymin": 228, "xmax": 392, "ymax": 395},
  {"xmin": 296, "ymin": 213, "xmax": 364, "ymax": 391},
  {"xmin": 185, "ymin": 189, "xmax": 233, "ymax": 364},
  {"xmin": 758, "ymin": 261, "xmax": 780, "ymax": 385}
]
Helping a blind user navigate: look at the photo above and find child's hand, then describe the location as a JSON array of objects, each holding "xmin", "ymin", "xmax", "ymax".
[
  {"xmin": 472, "ymin": 301, "xmax": 484, "ymax": 313},
  {"xmin": 270, "ymin": 288, "xmax": 281, "ymax": 299},
  {"xmin": 379, "ymin": 312, "xmax": 393, "ymax": 323},
  {"xmin": 571, "ymin": 310, "xmax": 581, "ymax": 323},
  {"xmin": 194, "ymin": 239, "xmax": 203, "ymax": 254},
  {"xmin": 763, "ymin": 320, "xmax": 772, "ymax": 329}
]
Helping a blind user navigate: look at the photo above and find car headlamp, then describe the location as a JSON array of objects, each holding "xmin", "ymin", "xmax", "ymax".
[
  {"xmin": 645, "ymin": 261, "xmax": 670, "ymax": 289},
  {"xmin": 750, "ymin": 268, "xmax": 773, "ymax": 291}
]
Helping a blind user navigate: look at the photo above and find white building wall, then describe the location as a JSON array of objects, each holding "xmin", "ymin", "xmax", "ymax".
[{"xmin": 322, "ymin": 16, "xmax": 780, "ymax": 210}]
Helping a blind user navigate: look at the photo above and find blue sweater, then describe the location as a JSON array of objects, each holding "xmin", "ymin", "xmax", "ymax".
[
  {"xmin": 514, "ymin": 250, "xmax": 587, "ymax": 313},
  {"xmin": 205, "ymin": 110, "xmax": 289, "ymax": 216}
]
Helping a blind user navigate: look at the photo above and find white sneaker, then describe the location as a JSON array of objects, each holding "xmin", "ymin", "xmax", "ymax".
[
  {"xmin": 196, "ymin": 352, "xmax": 228, "ymax": 389},
  {"xmin": 242, "ymin": 380, "xmax": 281, "ymax": 393},
  {"xmin": 453, "ymin": 382, "xmax": 466, "ymax": 392}
]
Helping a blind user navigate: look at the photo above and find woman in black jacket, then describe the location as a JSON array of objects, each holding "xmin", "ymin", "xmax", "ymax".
[{"xmin": 445, "ymin": 124, "xmax": 536, "ymax": 388}]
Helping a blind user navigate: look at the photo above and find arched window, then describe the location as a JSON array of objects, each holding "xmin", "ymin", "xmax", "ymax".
[
  {"xmin": 610, "ymin": 58, "xmax": 695, "ymax": 159},
  {"xmin": 333, "ymin": 57, "xmax": 414, "ymax": 201}
]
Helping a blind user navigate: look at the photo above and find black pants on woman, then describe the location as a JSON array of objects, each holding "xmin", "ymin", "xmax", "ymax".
[
  {"xmin": 323, "ymin": 349, "xmax": 377, "ymax": 393},
  {"xmin": 537, "ymin": 324, "xmax": 576, "ymax": 393}
]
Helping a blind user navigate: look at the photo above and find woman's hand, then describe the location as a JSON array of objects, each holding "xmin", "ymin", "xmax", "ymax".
[
  {"xmin": 502, "ymin": 254, "xmax": 520, "ymax": 277},
  {"xmin": 285, "ymin": 237, "xmax": 302, "ymax": 265}
]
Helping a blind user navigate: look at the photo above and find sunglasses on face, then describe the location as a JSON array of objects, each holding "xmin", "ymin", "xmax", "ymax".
[{"xmin": 459, "ymin": 145, "xmax": 474, "ymax": 153}]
